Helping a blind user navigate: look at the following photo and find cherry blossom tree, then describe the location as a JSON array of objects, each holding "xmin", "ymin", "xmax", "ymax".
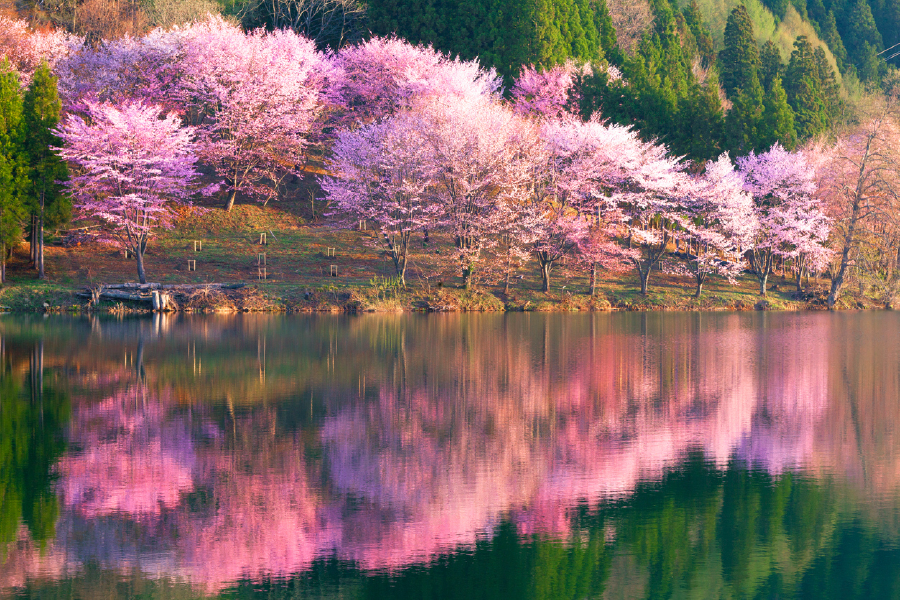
[
  {"xmin": 681, "ymin": 155, "xmax": 757, "ymax": 297},
  {"xmin": 423, "ymin": 96, "xmax": 534, "ymax": 289},
  {"xmin": 0, "ymin": 17, "xmax": 80, "ymax": 82},
  {"xmin": 510, "ymin": 62, "xmax": 582, "ymax": 120},
  {"xmin": 517, "ymin": 116, "xmax": 682, "ymax": 295},
  {"xmin": 737, "ymin": 143, "xmax": 831, "ymax": 296},
  {"xmin": 577, "ymin": 223, "xmax": 636, "ymax": 296},
  {"xmin": 322, "ymin": 110, "xmax": 440, "ymax": 284},
  {"xmin": 55, "ymin": 100, "xmax": 200, "ymax": 283},
  {"xmin": 328, "ymin": 36, "xmax": 501, "ymax": 128},
  {"xmin": 607, "ymin": 132, "xmax": 687, "ymax": 295},
  {"xmin": 55, "ymin": 27, "xmax": 185, "ymax": 114},
  {"xmin": 819, "ymin": 98, "xmax": 900, "ymax": 308},
  {"xmin": 177, "ymin": 17, "xmax": 330, "ymax": 211}
]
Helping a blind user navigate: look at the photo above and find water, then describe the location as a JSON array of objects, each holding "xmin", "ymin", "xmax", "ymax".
[{"xmin": 1, "ymin": 312, "xmax": 900, "ymax": 598}]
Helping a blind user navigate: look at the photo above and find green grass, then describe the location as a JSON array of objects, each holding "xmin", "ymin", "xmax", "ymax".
[{"xmin": 0, "ymin": 198, "xmax": 846, "ymax": 313}]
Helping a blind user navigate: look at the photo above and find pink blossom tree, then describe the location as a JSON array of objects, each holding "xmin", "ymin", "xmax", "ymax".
[
  {"xmin": 737, "ymin": 143, "xmax": 831, "ymax": 296},
  {"xmin": 510, "ymin": 62, "xmax": 582, "ymax": 120},
  {"xmin": 524, "ymin": 117, "xmax": 606, "ymax": 292},
  {"xmin": 177, "ymin": 17, "xmax": 330, "ymax": 211},
  {"xmin": 0, "ymin": 17, "xmax": 80, "ymax": 82},
  {"xmin": 518, "ymin": 116, "xmax": 679, "ymax": 294},
  {"xmin": 423, "ymin": 96, "xmax": 534, "ymax": 289},
  {"xmin": 622, "ymin": 151, "xmax": 691, "ymax": 295},
  {"xmin": 329, "ymin": 36, "xmax": 501, "ymax": 128},
  {"xmin": 681, "ymin": 155, "xmax": 757, "ymax": 297},
  {"xmin": 55, "ymin": 28, "xmax": 185, "ymax": 115},
  {"xmin": 577, "ymin": 222, "xmax": 636, "ymax": 296},
  {"xmin": 55, "ymin": 100, "xmax": 200, "ymax": 284},
  {"xmin": 321, "ymin": 110, "xmax": 441, "ymax": 284}
]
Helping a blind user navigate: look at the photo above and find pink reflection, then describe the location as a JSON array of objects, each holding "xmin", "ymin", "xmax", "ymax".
[
  {"xmin": 58, "ymin": 389, "xmax": 196, "ymax": 520},
  {"xmin": 13, "ymin": 314, "xmax": 853, "ymax": 593}
]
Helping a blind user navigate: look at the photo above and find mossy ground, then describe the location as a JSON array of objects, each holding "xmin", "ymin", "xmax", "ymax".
[{"xmin": 0, "ymin": 196, "xmax": 858, "ymax": 313}]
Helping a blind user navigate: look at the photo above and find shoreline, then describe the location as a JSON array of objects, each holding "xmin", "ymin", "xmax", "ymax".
[{"xmin": 0, "ymin": 279, "xmax": 857, "ymax": 314}]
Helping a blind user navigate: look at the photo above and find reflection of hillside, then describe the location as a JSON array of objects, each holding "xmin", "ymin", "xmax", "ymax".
[{"xmin": 4, "ymin": 313, "xmax": 900, "ymax": 597}]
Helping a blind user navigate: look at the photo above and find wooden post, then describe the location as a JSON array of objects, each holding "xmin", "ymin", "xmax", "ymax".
[
  {"xmin": 259, "ymin": 232, "xmax": 267, "ymax": 245},
  {"xmin": 326, "ymin": 247, "xmax": 335, "ymax": 257},
  {"xmin": 330, "ymin": 265, "xmax": 338, "ymax": 277},
  {"xmin": 258, "ymin": 267, "xmax": 267, "ymax": 280},
  {"xmin": 194, "ymin": 240, "xmax": 202, "ymax": 252},
  {"xmin": 359, "ymin": 220, "xmax": 366, "ymax": 231},
  {"xmin": 152, "ymin": 290, "xmax": 160, "ymax": 311},
  {"xmin": 188, "ymin": 259, "xmax": 196, "ymax": 271}
]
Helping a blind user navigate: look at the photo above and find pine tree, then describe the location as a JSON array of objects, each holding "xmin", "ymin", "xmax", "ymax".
[
  {"xmin": 724, "ymin": 75, "xmax": 765, "ymax": 154},
  {"xmin": 594, "ymin": 0, "xmax": 622, "ymax": 65},
  {"xmin": 678, "ymin": 75, "xmax": 725, "ymax": 161},
  {"xmin": 784, "ymin": 36, "xmax": 828, "ymax": 139},
  {"xmin": 842, "ymin": 0, "xmax": 884, "ymax": 75},
  {"xmin": 761, "ymin": 0, "xmax": 790, "ymax": 19},
  {"xmin": 807, "ymin": 0, "xmax": 827, "ymax": 25},
  {"xmin": 814, "ymin": 46, "xmax": 840, "ymax": 118},
  {"xmin": 759, "ymin": 76, "xmax": 798, "ymax": 149},
  {"xmin": 0, "ymin": 60, "xmax": 28, "ymax": 284},
  {"xmin": 855, "ymin": 41, "xmax": 882, "ymax": 81},
  {"xmin": 719, "ymin": 5, "xmax": 761, "ymax": 98},
  {"xmin": 818, "ymin": 11, "xmax": 850, "ymax": 72},
  {"xmin": 759, "ymin": 41, "xmax": 784, "ymax": 92},
  {"xmin": 23, "ymin": 62, "xmax": 69, "ymax": 280},
  {"xmin": 682, "ymin": 0, "xmax": 716, "ymax": 67},
  {"xmin": 872, "ymin": 0, "xmax": 900, "ymax": 66}
]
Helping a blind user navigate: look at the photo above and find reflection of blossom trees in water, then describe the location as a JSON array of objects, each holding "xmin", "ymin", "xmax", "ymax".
[
  {"xmin": 59, "ymin": 389, "xmax": 196, "ymax": 520},
  {"xmin": 7, "ymin": 313, "xmax": 900, "ymax": 595}
]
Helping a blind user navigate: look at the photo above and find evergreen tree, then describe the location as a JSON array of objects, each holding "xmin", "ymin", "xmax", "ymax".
[
  {"xmin": 23, "ymin": 62, "xmax": 69, "ymax": 280},
  {"xmin": 678, "ymin": 75, "xmax": 725, "ymax": 161},
  {"xmin": 814, "ymin": 46, "xmax": 841, "ymax": 118},
  {"xmin": 807, "ymin": 0, "xmax": 827, "ymax": 25},
  {"xmin": 872, "ymin": 0, "xmax": 900, "ymax": 66},
  {"xmin": 0, "ymin": 60, "xmax": 28, "ymax": 284},
  {"xmin": 842, "ymin": 0, "xmax": 884, "ymax": 75},
  {"xmin": 759, "ymin": 76, "xmax": 798, "ymax": 149},
  {"xmin": 579, "ymin": 0, "xmax": 727, "ymax": 161},
  {"xmin": 719, "ymin": 5, "xmax": 761, "ymax": 98},
  {"xmin": 818, "ymin": 11, "xmax": 850, "ymax": 73},
  {"xmin": 594, "ymin": 0, "xmax": 622, "ymax": 65},
  {"xmin": 759, "ymin": 41, "xmax": 784, "ymax": 92},
  {"xmin": 761, "ymin": 0, "xmax": 790, "ymax": 19},
  {"xmin": 724, "ymin": 75, "xmax": 765, "ymax": 154},
  {"xmin": 784, "ymin": 36, "xmax": 828, "ymax": 139},
  {"xmin": 855, "ymin": 41, "xmax": 883, "ymax": 81},
  {"xmin": 682, "ymin": 0, "xmax": 716, "ymax": 67}
]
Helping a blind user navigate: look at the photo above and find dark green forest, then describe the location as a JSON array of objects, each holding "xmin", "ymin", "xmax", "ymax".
[{"xmin": 366, "ymin": 0, "xmax": 899, "ymax": 161}]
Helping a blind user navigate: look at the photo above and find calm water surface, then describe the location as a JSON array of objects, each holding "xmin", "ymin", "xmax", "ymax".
[{"xmin": 1, "ymin": 312, "xmax": 900, "ymax": 598}]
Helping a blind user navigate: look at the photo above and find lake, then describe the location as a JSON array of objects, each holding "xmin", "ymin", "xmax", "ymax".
[{"xmin": 1, "ymin": 312, "xmax": 900, "ymax": 599}]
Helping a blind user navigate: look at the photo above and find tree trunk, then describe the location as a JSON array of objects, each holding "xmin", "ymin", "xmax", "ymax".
[
  {"xmin": 540, "ymin": 260, "xmax": 552, "ymax": 293},
  {"xmin": 589, "ymin": 263, "xmax": 597, "ymax": 296},
  {"xmin": 0, "ymin": 243, "xmax": 5, "ymax": 285},
  {"xmin": 30, "ymin": 215, "xmax": 37, "ymax": 265},
  {"xmin": 758, "ymin": 271, "xmax": 768, "ymax": 296},
  {"xmin": 694, "ymin": 273, "xmax": 705, "ymax": 298},
  {"xmin": 225, "ymin": 190, "xmax": 237, "ymax": 212},
  {"xmin": 397, "ymin": 255, "xmax": 407, "ymax": 285},
  {"xmin": 386, "ymin": 231, "xmax": 410, "ymax": 285},
  {"xmin": 637, "ymin": 263, "xmax": 651, "ymax": 295},
  {"xmin": 795, "ymin": 257, "xmax": 805, "ymax": 292},
  {"xmin": 135, "ymin": 245, "xmax": 147, "ymax": 284},
  {"xmin": 37, "ymin": 214, "xmax": 45, "ymax": 280}
]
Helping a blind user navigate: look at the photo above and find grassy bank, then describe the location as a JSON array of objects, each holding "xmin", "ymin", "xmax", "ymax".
[{"xmin": 0, "ymin": 199, "xmax": 867, "ymax": 314}]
